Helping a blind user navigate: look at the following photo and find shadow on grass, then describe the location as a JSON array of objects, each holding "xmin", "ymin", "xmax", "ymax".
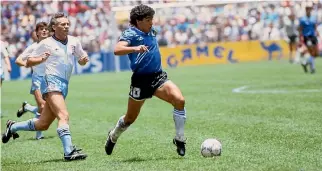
[
  {"xmin": 119, "ymin": 156, "xmax": 185, "ymax": 163},
  {"xmin": 2, "ymin": 158, "xmax": 64, "ymax": 166},
  {"xmin": 26, "ymin": 135, "xmax": 56, "ymax": 141},
  {"xmin": 2, "ymin": 157, "xmax": 89, "ymax": 166}
]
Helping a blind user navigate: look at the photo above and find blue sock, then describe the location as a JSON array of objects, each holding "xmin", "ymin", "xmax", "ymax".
[
  {"xmin": 10, "ymin": 118, "xmax": 37, "ymax": 133},
  {"xmin": 57, "ymin": 124, "xmax": 73, "ymax": 155},
  {"xmin": 35, "ymin": 114, "xmax": 43, "ymax": 139},
  {"xmin": 309, "ymin": 56, "xmax": 315, "ymax": 70},
  {"xmin": 24, "ymin": 103, "xmax": 38, "ymax": 114}
]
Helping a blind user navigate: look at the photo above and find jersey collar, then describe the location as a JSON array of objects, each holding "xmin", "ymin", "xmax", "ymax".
[
  {"xmin": 52, "ymin": 34, "xmax": 68, "ymax": 45},
  {"xmin": 132, "ymin": 26, "xmax": 156, "ymax": 36}
]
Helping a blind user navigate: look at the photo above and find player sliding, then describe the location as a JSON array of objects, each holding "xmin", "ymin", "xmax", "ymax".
[
  {"xmin": 15, "ymin": 22, "xmax": 49, "ymax": 140},
  {"xmin": 105, "ymin": 4, "xmax": 187, "ymax": 157},
  {"xmin": 2, "ymin": 13, "xmax": 89, "ymax": 161}
]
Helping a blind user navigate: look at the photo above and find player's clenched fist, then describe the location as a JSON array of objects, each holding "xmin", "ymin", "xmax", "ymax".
[
  {"xmin": 133, "ymin": 45, "xmax": 149, "ymax": 53},
  {"xmin": 78, "ymin": 56, "xmax": 89, "ymax": 66},
  {"xmin": 41, "ymin": 52, "xmax": 50, "ymax": 61}
]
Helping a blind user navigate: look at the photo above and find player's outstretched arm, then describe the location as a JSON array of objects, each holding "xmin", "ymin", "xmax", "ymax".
[
  {"xmin": 114, "ymin": 41, "xmax": 148, "ymax": 55},
  {"xmin": 1, "ymin": 46, "xmax": 11, "ymax": 72},
  {"xmin": 15, "ymin": 45, "xmax": 36, "ymax": 67},
  {"xmin": 75, "ymin": 39, "xmax": 89, "ymax": 66},
  {"xmin": 15, "ymin": 56, "xmax": 27, "ymax": 67},
  {"xmin": 315, "ymin": 24, "xmax": 320, "ymax": 38},
  {"xmin": 26, "ymin": 52, "xmax": 50, "ymax": 67},
  {"xmin": 4, "ymin": 55, "xmax": 11, "ymax": 73},
  {"xmin": 298, "ymin": 20, "xmax": 304, "ymax": 43}
]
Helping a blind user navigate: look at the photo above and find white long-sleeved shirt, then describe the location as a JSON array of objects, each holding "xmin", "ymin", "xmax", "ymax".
[{"xmin": 30, "ymin": 35, "xmax": 87, "ymax": 81}]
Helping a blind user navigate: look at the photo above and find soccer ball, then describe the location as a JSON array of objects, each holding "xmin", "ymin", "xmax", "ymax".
[{"xmin": 200, "ymin": 138, "xmax": 222, "ymax": 157}]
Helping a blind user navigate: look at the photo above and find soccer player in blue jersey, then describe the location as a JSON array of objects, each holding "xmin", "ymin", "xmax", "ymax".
[
  {"xmin": 105, "ymin": 4, "xmax": 187, "ymax": 157},
  {"xmin": 2, "ymin": 13, "xmax": 89, "ymax": 161},
  {"xmin": 299, "ymin": 4, "xmax": 320, "ymax": 73}
]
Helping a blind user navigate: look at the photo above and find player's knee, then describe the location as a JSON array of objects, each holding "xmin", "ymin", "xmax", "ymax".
[
  {"xmin": 173, "ymin": 95, "xmax": 185, "ymax": 109},
  {"xmin": 57, "ymin": 111, "xmax": 69, "ymax": 122},
  {"xmin": 36, "ymin": 121, "xmax": 50, "ymax": 131},
  {"xmin": 38, "ymin": 105, "xmax": 44, "ymax": 114}
]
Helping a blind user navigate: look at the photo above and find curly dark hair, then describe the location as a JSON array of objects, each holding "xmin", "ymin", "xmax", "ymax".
[{"xmin": 130, "ymin": 4, "xmax": 155, "ymax": 26}]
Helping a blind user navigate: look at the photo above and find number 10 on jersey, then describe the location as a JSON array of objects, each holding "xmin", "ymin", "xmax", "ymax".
[{"xmin": 130, "ymin": 86, "xmax": 141, "ymax": 98}]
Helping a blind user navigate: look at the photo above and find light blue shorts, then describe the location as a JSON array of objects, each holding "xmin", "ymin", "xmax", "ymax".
[
  {"xmin": 42, "ymin": 75, "xmax": 69, "ymax": 99},
  {"xmin": 30, "ymin": 75, "xmax": 45, "ymax": 94}
]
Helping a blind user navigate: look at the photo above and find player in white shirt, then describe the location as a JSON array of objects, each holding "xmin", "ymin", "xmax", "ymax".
[
  {"xmin": 0, "ymin": 41, "xmax": 12, "ymax": 86},
  {"xmin": 284, "ymin": 13, "xmax": 299, "ymax": 63},
  {"xmin": 2, "ymin": 13, "xmax": 89, "ymax": 161},
  {"xmin": 14, "ymin": 22, "xmax": 50, "ymax": 140},
  {"xmin": 1, "ymin": 41, "xmax": 12, "ymax": 117}
]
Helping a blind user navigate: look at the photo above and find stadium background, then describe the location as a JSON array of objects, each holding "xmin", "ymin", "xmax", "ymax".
[
  {"xmin": 1, "ymin": 1, "xmax": 322, "ymax": 170},
  {"xmin": 1, "ymin": 0, "xmax": 322, "ymax": 80}
]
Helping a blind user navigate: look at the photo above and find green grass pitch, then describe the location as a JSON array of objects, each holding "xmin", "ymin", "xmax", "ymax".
[{"xmin": 1, "ymin": 60, "xmax": 322, "ymax": 171}]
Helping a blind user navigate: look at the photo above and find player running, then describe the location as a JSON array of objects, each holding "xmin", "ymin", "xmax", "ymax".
[
  {"xmin": 14, "ymin": 22, "xmax": 49, "ymax": 140},
  {"xmin": 1, "ymin": 41, "xmax": 12, "ymax": 86},
  {"xmin": 2, "ymin": 13, "xmax": 89, "ymax": 161},
  {"xmin": 284, "ymin": 13, "xmax": 299, "ymax": 63},
  {"xmin": 0, "ymin": 41, "xmax": 12, "ymax": 117},
  {"xmin": 105, "ymin": 4, "xmax": 187, "ymax": 157},
  {"xmin": 299, "ymin": 3, "xmax": 320, "ymax": 73}
]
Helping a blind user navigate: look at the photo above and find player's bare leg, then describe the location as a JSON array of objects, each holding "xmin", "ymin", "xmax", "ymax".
[
  {"xmin": 16, "ymin": 90, "xmax": 45, "ymax": 139},
  {"xmin": 105, "ymin": 98, "xmax": 145, "ymax": 155},
  {"xmin": 289, "ymin": 43, "xmax": 297, "ymax": 63},
  {"xmin": 45, "ymin": 92, "xmax": 87, "ymax": 161},
  {"xmin": 33, "ymin": 89, "xmax": 46, "ymax": 139},
  {"xmin": 154, "ymin": 80, "xmax": 186, "ymax": 156},
  {"xmin": 307, "ymin": 45, "xmax": 317, "ymax": 73},
  {"xmin": 2, "ymin": 101, "xmax": 55, "ymax": 144},
  {"xmin": 34, "ymin": 102, "xmax": 55, "ymax": 131}
]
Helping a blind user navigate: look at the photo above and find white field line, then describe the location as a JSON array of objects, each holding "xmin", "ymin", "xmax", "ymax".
[{"xmin": 232, "ymin": 86, "xmax": 322, "ymax": 94}]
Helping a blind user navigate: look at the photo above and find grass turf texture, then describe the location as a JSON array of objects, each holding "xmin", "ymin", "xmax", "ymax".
[{"xmin": 1, "ymin": 60, "xmax": 322, "ymax": 171}]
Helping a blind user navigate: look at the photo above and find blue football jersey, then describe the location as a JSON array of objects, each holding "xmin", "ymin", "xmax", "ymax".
[
  {"xmin": 119, "ymin": 27, "xmax": 162, "ymax": 74},
  {"xmin": 299, "ymin": 15, "xmax": 317, "ymax": 37}
]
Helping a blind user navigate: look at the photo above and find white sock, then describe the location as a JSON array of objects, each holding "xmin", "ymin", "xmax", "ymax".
[
  {"xmin": 173, "ymin": 108, "xmax": 186, "ymax": 142},
  {"xmin": 110, "ymin": 115, "xmax": 129, "ymax": 142}
]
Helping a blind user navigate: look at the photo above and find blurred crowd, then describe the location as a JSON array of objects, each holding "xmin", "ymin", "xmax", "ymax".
[
  {"xmin": 1, "ymin": 1, "xmax": 322, "ymax": 58},
  {"xmin": 1, "ymin": 0, "xmax": 112, "ymax": 58},
  {"xmin": 138, "ymin": 1, "xmax": 322, "ymax": 47},
  {"xmin": 110, "ymin": 0, "xmax": 180, "ymax": 7}
]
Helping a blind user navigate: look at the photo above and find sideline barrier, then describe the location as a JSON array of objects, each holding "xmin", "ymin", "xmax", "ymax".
[{"xmin": 4, "ymin": 40, "xmax": 290, "ymax": 80}]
